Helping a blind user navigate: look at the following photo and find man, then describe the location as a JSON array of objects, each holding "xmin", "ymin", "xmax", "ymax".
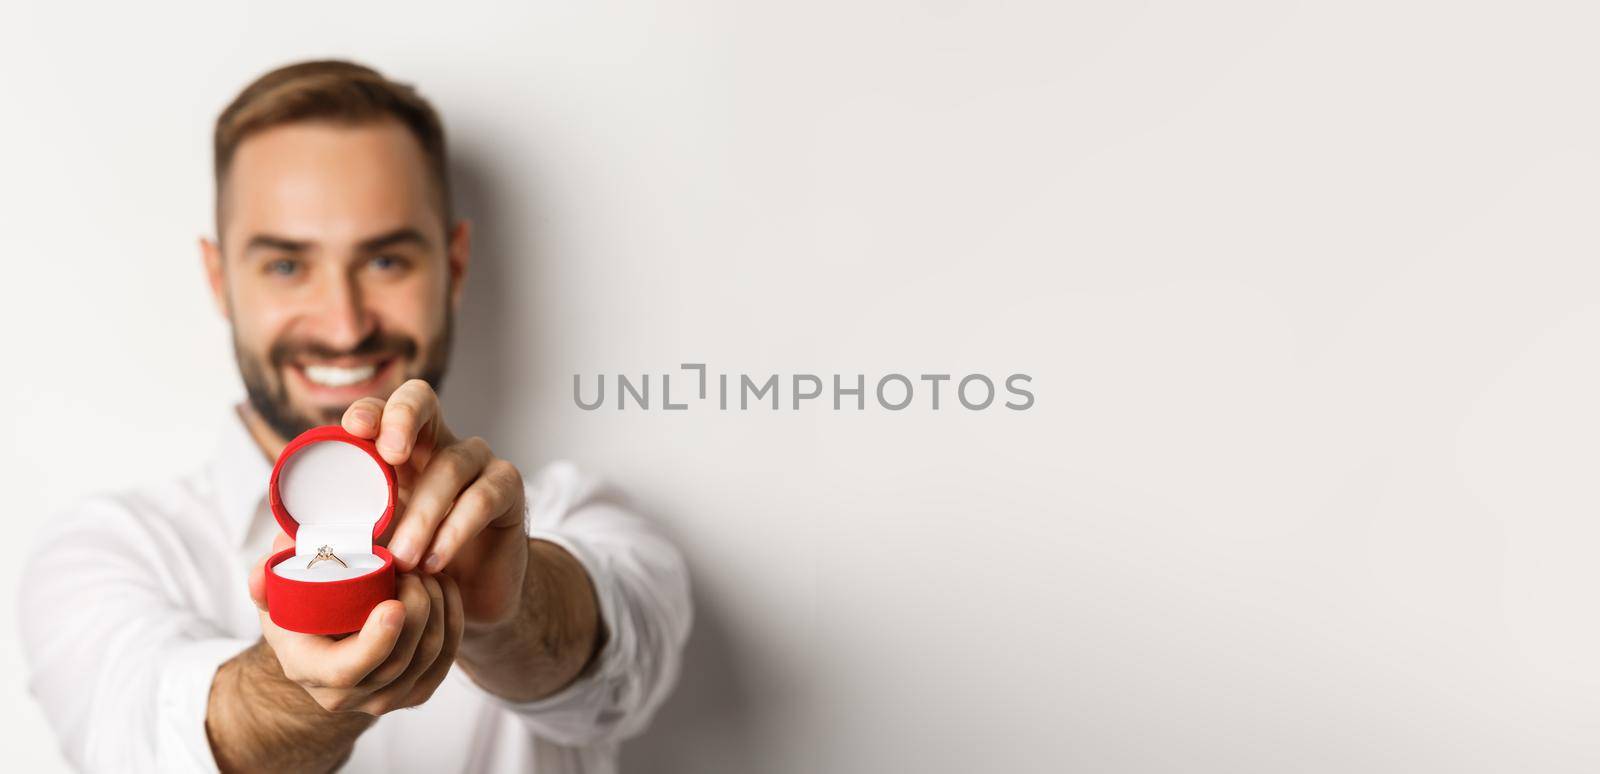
[{"xmin": 18, "ymin": 60, "xmax": 691, "ymax": 773}]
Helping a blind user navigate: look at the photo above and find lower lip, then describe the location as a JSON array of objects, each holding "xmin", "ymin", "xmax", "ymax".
[{"xmin": 288, "ymin": 358, "xmax": 398, "ymax": 403}]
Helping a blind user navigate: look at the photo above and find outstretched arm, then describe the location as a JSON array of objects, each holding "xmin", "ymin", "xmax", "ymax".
[
  {"xmin": 453, "ymin": 537, "xmax": 604, "ymax": 702},
  {"xmin": 205, "ymin": 546, "xmax": 464, "ymax": 772},
  {"xmin": 207, "ymin": 641, "xmax": 373, "ymax": 773},
  {"xmin": 339, "ymin": 380, "xmax": 691, "ymax": 742}
]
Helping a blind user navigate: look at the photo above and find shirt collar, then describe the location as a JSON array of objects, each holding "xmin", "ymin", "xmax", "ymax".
[{"xmin": 210, "ymin": 404, "xmax": 274, "ymax": 548}]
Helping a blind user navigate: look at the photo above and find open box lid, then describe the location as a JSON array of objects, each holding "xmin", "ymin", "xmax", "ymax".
[{"xmin": 268, "ymin": 425, "xmax": 397, "ymax": 557}]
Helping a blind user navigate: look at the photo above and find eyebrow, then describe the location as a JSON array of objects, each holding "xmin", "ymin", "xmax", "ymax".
[
  {"xmin": 242, "ymin": 234, "xmax": 311, "ymax": 254},
  {"xmin": 358, "ymin": 227, "xmax": 431, "ymax": 253},
  {"xmin": 240, "ymin": 227, "xmax": 431, "ymax": 256}
]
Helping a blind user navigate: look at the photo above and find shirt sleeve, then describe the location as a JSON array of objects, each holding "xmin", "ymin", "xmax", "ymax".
[
  {"xmin": 488, "ymin": 461, "xmax": 693, "ymax": 746},
  {"xmin": 19, "ymin": 495, "xmax": 255, "ymax": 773}
]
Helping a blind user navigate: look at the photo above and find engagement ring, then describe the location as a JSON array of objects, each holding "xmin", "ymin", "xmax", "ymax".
[{"xmin": 306, "ymin": 545, "xmax": 347, "ymax": 569}]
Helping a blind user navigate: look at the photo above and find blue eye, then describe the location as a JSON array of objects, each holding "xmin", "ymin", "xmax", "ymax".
[
  {"xmin": 265, "ymin": 258, "xmax": 299, "ymax": 276},
  {"xmin": 370, "ymin": 254, "xmax": 407, "ymax": 271}
]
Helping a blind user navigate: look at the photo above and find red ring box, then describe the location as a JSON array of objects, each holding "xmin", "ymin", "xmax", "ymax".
[{"xmin": 264, "ymin": 426, "xmax": 398, "ymax": 635}]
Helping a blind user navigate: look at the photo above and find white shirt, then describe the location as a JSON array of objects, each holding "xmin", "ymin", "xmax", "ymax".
[{"xmin": 19, "ymin": 408, "xmax": 692, "ymax": 773}]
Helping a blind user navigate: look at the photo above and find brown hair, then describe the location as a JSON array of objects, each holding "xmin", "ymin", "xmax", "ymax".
[{"xmin": 213, "ymin": 59, "xmax": 452, "ymax": 230}]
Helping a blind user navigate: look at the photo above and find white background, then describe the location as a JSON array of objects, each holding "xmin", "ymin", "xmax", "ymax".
[{"xmin": 3, "ymin": 1, "xmax": 1599, "ymax": 771}]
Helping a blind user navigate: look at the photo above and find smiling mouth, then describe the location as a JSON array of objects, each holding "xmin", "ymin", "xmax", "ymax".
[
  {"xmin": 303, "ymin": 363, "xmax": 376, "ymax": 386},
  {"xmin": 292, "ymin": 358, "xmax": 396, "ymax": 390}
]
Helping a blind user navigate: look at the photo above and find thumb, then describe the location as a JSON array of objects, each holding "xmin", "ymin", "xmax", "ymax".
[{"xmin": 325, "ymin": 599, "xmax": 407, "ymax": 674}]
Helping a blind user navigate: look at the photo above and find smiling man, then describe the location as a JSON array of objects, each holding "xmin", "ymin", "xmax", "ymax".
[{"xmin": 19, "ymin": 61, "xmax": 691, "ymax": 773}]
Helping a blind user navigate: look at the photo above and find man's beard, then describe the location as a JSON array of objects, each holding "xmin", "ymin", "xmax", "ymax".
[{"xmin": 235, "ymin": 316, "xmax": 453, "ymax": 443}]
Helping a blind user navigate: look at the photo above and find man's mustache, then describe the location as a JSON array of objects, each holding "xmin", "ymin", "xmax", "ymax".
[{"xmin": 269, "ymin": 331, "xmax": 418, "ymax": 367}]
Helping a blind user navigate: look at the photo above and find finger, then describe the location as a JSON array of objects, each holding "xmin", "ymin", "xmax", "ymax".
[
  {"xmin": 376, "ymin": 379, "xmax": 449, "ymax": 467},
  {"xmin": 359, "ymin": 573, "xmax": 433, "ymax": 689},
  {"xmin": 410, "ymin": 573, "xmax": 448, "ymax": 671},
  {"xmin": 361, "ymin": 573, "xmax": 448, "ymax": 712},
  {"xmin": 388, "ymin": 437, "xmax": 491, "ymax": 571},
  {"xmin": 439, "ymin": 572, "xmax": 464, "ymax": 647},
  {"xmin": 267, "ymin": 599, "xmax": 406, "ymax": 689},
  {"xmin": 422, "ymin": 458, "xmax": 524, "ymax": 574},
  {"xmin": 250, "ymin": 532, "xmax": 300, "ymax": 610},
  {"xmin": 400, "ymin": 572, "xmax": 465, "ymax": 707},
  {"xmin": 249, "ymin": 554, "xmax": 269, "ymax": 610},
  {"xmin": 341, "ymin": 396, "xmax": 387, "ymax": 439}
]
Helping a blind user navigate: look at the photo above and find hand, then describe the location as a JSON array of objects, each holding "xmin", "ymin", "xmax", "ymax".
[
  {"xmin": 247, "ymin": 533, "xmax": 465, "ymax": 715},
  {"xmin": 341, "ymin": 379, "xmax": 530, "ymax": 629}
]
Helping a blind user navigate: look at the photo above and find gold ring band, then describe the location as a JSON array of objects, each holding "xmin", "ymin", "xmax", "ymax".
[{"xmin": 306, "ymin": 545, "xmax": 348, "ymax": 570}]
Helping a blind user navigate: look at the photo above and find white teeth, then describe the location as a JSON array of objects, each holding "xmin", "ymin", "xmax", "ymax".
[{"xmin": 303, "ymin": 363, "xmax": 377, "ymax": 387}]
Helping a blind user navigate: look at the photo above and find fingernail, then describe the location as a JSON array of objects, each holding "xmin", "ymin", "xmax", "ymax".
[
  {"xmin": 423, "ymin": 553, "xmax": 442, "ymax": 573},
  {"xmin": 383, "ymin": 607, "xmax": 404, "ymax": 627},
  {"xmin": 350, "ymin": 407, "xmax": 377, "ymax": 428},
  {"xmin": 390, "ymin": 536, "xmax": 416, "ymax": 566}
]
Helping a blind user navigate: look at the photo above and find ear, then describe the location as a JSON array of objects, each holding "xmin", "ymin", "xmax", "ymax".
[
  {"xmin": 200, "ymin": 236, "xmax": 230, "ymax": 320},
  {"xmin": 446, "ymin": 220, "xmax": 472, "ymax": 310}
]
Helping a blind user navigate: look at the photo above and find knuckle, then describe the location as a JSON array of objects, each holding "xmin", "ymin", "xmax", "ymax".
[
  {"xmin": 327, "ymin": 664, "xmax": 364, "ymax": 689},
  {"xmin": 457, "ymin": 486, "xmax": 493, "ymax": 519},
  {"xmin": 358, "ymin": 697, "xmax": 392, "ymax": 716},
  {"xmin": 411, "ymin": 492, "xmax": 450, "ymax": 525},
  {"xmin": 440, "ymin": 444, "xmax": 483, "ymax": 478},
  {"xmin": 367, "ymin": 671, "xmax": 399, "ymax": 692},
  {"xmin": 280, "ymin": 662, "xmax": 307, "ymax": 684},
  {"xmin": 464, "ymin": 437, "xmax": 491, "ymax": 459},
  {"xmin": 487, "ymin": 458, "xmax": 521, "ymax": 482},
  {"xmin": 442, "ymin": 451, "xmax": 471, "ymax": 479},
  {"xmin": 315, "ymin": 692, "xmax": 350, "ymax": 713},
  {"xmin": 416, "ymin": 674, "xmax": 448, "ymax": 703},
  {"xmin": 387, "ymin": 400, "xmax": 419, "ymax": 425},
  {"xmin": 435, "ymin": 522, "xmax": 466, "ymax": 554},
  {"xmin": 411, "ymin": 676, "xmax": 444, "ymax": 705},
  {"xmin": 485, "ymin": 460, "xmax": 522, "ymax": 495},
  {"xmin": 372, "ymin": 660, "xmax": 407, "ymax": 686}
]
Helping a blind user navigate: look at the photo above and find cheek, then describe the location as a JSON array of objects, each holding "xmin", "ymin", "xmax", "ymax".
[
  {"xmin": 228, "ymin": 289, "xmax": 300, "ymax": 356},
  {"xmin": 370, "ymin": 278, "xmax": 447, "ymax": 339}
]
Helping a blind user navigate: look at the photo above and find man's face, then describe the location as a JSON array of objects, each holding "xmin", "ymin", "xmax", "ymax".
[{"xmin": 204, "ymin": 120, "xmax": 467, "ymax": 443}]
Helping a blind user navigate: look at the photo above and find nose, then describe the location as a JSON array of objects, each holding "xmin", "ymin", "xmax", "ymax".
[{"xmin": 306, "ymin": 269, "xmax": 374, "ymax": 350}]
